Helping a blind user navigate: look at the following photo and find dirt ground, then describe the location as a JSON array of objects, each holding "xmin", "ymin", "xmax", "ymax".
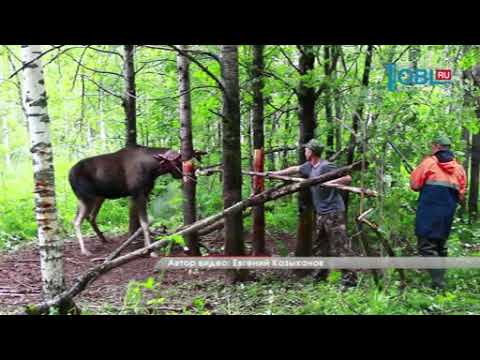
[{"xmin": 0, "ymin": 229, "xmax": 297, "ymax": 313}]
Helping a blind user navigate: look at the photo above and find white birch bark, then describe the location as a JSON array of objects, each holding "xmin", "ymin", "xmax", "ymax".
[{"xmin": 21, "ymin": 45, "xmax": 65, "ymax": 301}]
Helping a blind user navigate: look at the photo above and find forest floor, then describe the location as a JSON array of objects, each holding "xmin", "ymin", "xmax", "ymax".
[
  {"xmin": 0, "ymin": 229, "xmax": 299, "ymax": 314},
  {"xmin": 2, "ymin": 229, "xmax": 480, "ymax": 315}
]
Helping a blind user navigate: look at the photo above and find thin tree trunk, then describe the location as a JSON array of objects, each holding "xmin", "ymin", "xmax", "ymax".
[
  {"xmin": 247, "ymin": 110, "xmax": 254, "ymax": 189},
  {"xmin": 345, "ymin": 45, "xmax": 374, "ymax": 216},
  {"xmin": 461, "ymin": 128, "xmax": 470, "ymax": 217},
  {"xmin": 251, "ymin": 45, "xmax": 266, "ymax": 255},
  {"xmin": 282, "ymin": 108, "xmax": 292, "ymax": 168},
  {"xmin": 177, "ymin": 45, "xmax": 200, "ymax": 256},
  {"xmin": 98, "ymin": 87, "xmax": 107, "ymax": 151},
  {"xmin": 296, "ymin": 45, "xmax": 316, "ymax": 259},
  {"xmin": 123, "ymin": 45, "xmax": 141, "ymax": 236},
  {"xmin": 347, "ymin": 45, "xmax": 374, "ymax": 165},
  {"xmin": 268, "ymin": 113, "xmax": 277, "ymax": 171},
  {"xmin": 21, "ymin": 45, "xmax": 68, "ymax": 311},
  {"xmin": 334, "ymin": 46, "xmax": 343, "ymax": 153},
  {"xmin": 123, "ymin": 45, "xmax": 137, "ymax": 147},
  {"xmin": 324, "ymin": 45, "xmax": 335, "ymax": 158},
  {"xmin": 464, "ymin": 62, "xmax": 480, "ymax": 221},
  {"xmin": 220, "ymin": 45, "xmax": 246, "ymax": 281}
]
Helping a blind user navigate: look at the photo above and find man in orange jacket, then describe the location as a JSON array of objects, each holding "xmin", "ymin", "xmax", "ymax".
[{"xmin": 410, "ymin": 135, "xmax": 467, "ymax": 289}]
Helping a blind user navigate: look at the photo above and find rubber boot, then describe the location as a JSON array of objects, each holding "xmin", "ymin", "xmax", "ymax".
[
  {"xmin": 430, "ymin": 269, "xmax": 446, "ymax": 290},
  {"xmin": 340, "ymin": 270, "xmax": 358, "ymax": 291}
]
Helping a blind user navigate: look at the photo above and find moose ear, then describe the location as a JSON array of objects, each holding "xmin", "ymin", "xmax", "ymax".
[
  {"xmin": 162, "ymin": 150, "xmax": 181, "ymax": 162},
  {"xmin": 153, "ymin": 154, "xmax": 168, "ymax": 165}
]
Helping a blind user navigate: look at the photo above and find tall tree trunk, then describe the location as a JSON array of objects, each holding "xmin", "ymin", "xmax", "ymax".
[
  {"xmin": 469, "ymin": 132, "xmax": 480, "ymax": 220},
  {"xmin": 220, "ymin": 45, "xmax": 246, "ymax": 281},
  {"xmin": 347, "ymin": 45, "xmax": 374, "ymax": 165},
  {"xmin": 460, "ymin": 48, "xmax": 472, "ymax": 218},
  {"xmin": 345, "ymin": 45, "xmax": 374, "ymax": 216},
  {"xmin": 409, "ymin": 46, "xmax": 421, "ymax": 69},
  {"xmin": 295, "ymin": 45, "xmax": 316, "ymax": 259},
  {"xmin": 123, "ymin": 45, "xmax": 141, "ymax": 236},
  {"xmin": 251, "ymin": 45, "xmax": 266, "ymax": 255},
  {"xmin": 123, "ymin": 45, "xmax": 137, "ymax": 147},
  {"xmin": 98, "ymin": 87, "xmax": 107, "ymax": 151},
  {"xmin": 283, "ymin": 108, "xmax": 292, "ymax": 168},
  {"xmin": 21, "ymin": 45, "xmax": 67, "ymax": 310},
  {"xmin": 247, "ymin": 110, "xmax": 254, "ymax": 187},
  {"xmin": 324, "ymin": 45, "xmax": 335, "ymax": 158},
  {"xmin": 333, "ymin": 46, "xmax": 343, "ymax": 153},
  {"xmin": 461, "ymin": 128, "xmax": 470, "ymax": 217},
  {"xmin": 267, "ymin": 113, "xmax": 277, "ymax": 171},
  {"xmin": 464, "ymin": 63, "xmax": 480, "ymax": 220},
  {"xmin": 177, "ymin": 45, "xmax": 200, "ymax": 256}
]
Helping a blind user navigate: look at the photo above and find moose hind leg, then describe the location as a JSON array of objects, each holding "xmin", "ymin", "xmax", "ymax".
[
  {"xmin": 74, "ymin": 200, "xmax": 92, "ymax": 256},
  {"xmin": 88, "ymin": 197, "xmax": 108, "ymax": 243}
]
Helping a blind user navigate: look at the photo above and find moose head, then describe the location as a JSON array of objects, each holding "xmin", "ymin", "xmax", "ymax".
[
  {"xmin": 153, "ymin": 150, "xmax": 183, "ymax": 179},
  {"xmin": 153, "ymin": 149, "xmax": 208, "ymax": 179}
]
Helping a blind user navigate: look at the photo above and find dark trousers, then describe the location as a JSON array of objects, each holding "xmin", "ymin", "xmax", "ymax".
[{"xmin": 418, "ymin": 236, "xmax": 448, "ymax": 257}]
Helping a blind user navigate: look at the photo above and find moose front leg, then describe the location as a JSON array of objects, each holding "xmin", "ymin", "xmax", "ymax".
[{"xmin": 134, "ymin": 194, "xmax": 157, "ymax": 257}]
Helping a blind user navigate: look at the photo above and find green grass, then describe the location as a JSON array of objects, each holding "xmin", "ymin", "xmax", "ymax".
[{"xmin": 79, "ymin": 267, "xmax": 480, "ymax": 315}]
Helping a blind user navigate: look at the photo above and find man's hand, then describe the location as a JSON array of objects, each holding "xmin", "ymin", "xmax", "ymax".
[{"xmin": 270, "ymin": 166, "xmax": 301, "ymax": 177}]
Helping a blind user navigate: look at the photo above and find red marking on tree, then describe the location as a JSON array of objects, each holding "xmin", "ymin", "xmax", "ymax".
[
  {"xmin": 183, "ymin": 160, "xmax": 195, "ymax": 183},
  {"xmin": 253, "ymin": 149, "xmax": 265, "ymax": 192}
]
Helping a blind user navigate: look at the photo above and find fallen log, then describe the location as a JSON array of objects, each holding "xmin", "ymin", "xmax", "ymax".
[
  {"xmin": 26, "ymin": 161, "xmax": 361, "ymax": 314},
  {"xmin": 198, "ymin": 210, "xmax": 252, "ymax": 237}
]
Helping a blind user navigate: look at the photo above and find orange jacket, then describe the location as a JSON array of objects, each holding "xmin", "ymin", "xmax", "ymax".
[{"xmin": 410, "ymin": 155, "xmax": 467, "ymax": 201}]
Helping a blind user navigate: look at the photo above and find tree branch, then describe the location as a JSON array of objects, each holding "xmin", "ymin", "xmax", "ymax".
[
  {"xmin": 63, "ymin": 52, "xmax": 123, "ymax": 78},
  {"xmin": 8, "ymin": 45, "xmax": 64, "ymax": 79},
  {"xmin": 81, "ymin": 75, "xmax": 123, "ymax": 100}
]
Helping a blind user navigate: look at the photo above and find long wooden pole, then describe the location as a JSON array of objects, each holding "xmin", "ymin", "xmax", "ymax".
[{"xmin": 243, "ymin": 171, "xmax": 378, "ymax": 197}]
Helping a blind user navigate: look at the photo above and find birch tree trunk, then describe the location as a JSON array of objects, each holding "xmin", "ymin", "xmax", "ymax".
[
  {"xmin": 21, "ymin": 45, "xmax": 66, "ymax": 304},
  {"xmin": 177, "ymin": 45, "xmax": 200, "ymax": 256}
]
